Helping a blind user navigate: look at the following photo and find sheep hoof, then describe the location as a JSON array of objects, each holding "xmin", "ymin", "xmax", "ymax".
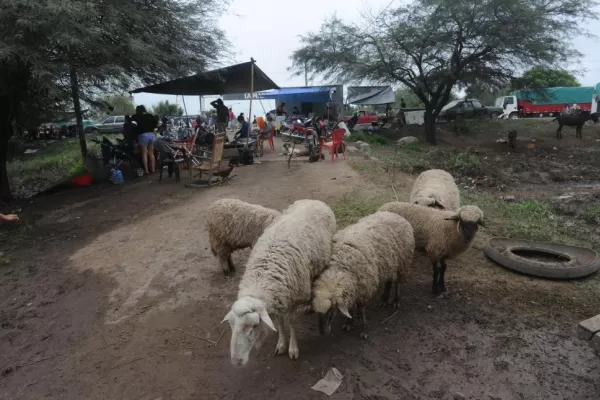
[
  {"xmin": 392, "ymin": 302, "xmax": 400, "ymax": 309},
  {"xmin": 342, "ymin": 324, "xmax": 352, "ymax": 332},
  {"xmin": 288, "ymin": 346, "xmax": 299, "ymax": 360},
  {"xmin": 275, "ymin": 342, "xmax": 287, "ymax": 356},
  {"xmin": 360, "ymin": 332, "xmax": 369, "ymax": 340}
]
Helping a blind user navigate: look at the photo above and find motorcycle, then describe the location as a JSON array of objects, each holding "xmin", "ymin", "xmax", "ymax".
[{"xmin": 281, "ymin": 117, "xmax": 326, "ymax": 167}]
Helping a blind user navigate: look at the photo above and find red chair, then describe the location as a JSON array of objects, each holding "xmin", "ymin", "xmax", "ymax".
[
  {"xmin": 320, "ymin": 128, "xmax": 346, "ymax": 162},
  {"xmin": 267, "ymin": 127, "xmax": 275, "ymax": 151}
]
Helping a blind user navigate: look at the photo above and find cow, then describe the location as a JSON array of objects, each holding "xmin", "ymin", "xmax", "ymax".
[{"xmin": 552, "ymin": 111, "xmax": 599, "ymax": 139}]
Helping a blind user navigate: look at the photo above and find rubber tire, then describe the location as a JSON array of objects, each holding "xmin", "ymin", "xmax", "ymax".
[
  {"xmin": 484, "ymin": 237, "xmax": 600, "ymax": 279},
  {"xmin": 509, "ymin": 113, "xmax": 520, "ymax": 120},
  {"xmin": 490, "ymin": 112, "xmax": 499, "ymax": 119}
]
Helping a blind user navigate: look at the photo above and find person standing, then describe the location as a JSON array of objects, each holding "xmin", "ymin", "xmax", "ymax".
[
  {"xmin": 276, "ymin": 102, "xmax": 286, "ymax": 116},
  {"xmin": 130, "ymin": 105, "xmax": 157, "ymax": 175},
  {"xmin": 210, "ymin": 98, "xmax": 229, "ymax": 139},
  {"xmin": 228, "ymin": 107, "xmax": 235, "ymax": 130}
]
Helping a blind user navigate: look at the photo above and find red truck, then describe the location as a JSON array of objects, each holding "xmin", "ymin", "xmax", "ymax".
[
  {"xmin": 344, "ymin": 110, "xmax": 381, "ymax": 128},
  {"xmin": 495, "ymin": 86, "xmax": 595, "ymax": 119}
]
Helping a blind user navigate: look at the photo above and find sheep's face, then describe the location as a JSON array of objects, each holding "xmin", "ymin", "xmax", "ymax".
[
  {"xmin": 222, "ymin": 297, "xmax": 276, "ymax": 368},
  {"xmin": 313, "ymin": 297, "xmax": 352, "ymax": 335},
  {"xmin": 413, "ymin": 196, "xmax": 445, "ymax": 210},
  {"xmin": 445, "ymin": 206, "xmax": 485, "ymax": 243}
]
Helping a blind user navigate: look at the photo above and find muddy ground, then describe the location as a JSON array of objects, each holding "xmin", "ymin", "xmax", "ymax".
[{"xmin": 1, "ymin": 136, "xmax": 600, "ymax": 399}]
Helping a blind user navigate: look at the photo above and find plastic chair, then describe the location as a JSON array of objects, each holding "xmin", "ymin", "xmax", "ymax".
[
  {"xmin": 267, "ymin": 127, "xmax": 275, "ymax": 151},
  {"xmin": 320, "ymin": 128, "xmax": 346, "ymax": 162}
]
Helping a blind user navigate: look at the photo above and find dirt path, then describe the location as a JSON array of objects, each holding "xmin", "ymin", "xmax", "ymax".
[{"xmin": 1, "ymin": 145, "xmax": 599, "ymax": 399}]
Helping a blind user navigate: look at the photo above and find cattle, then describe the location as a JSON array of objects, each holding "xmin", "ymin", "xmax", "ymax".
[{"xmin": 552, "ymin": 111, "xmax": 599, "ymax": 139}]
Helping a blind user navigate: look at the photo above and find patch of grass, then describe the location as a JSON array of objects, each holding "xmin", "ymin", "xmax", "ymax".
[
  {"xmin": 330, "ymin": 192, "xmax": 391, "ymax": 229},
  {"xmin": 0, "ymin": 224, "xmax": 32, "ymax": 250},
  {"xmin": 7, "ymin": 134, "xmax": 116, "ymax": 193},
  {"xmin": 350, "ymin": 132, "xmax": 388, "ymax": 145},
  {"xmin": 441, "ymin": 150, "xmax": 481, "ymax": 176},
  {"xmin": 583, "ymin": 203, "xmax": 600, "ymax": 225}
]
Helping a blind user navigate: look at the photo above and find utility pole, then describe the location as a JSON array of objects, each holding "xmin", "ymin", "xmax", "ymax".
[{"xmin": 304, "ymin": 62, "xmax": 308, "ymax": 86}]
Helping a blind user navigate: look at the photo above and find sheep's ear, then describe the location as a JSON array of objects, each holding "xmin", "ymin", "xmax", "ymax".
[
  {"xmin": 477, "ymin": 220, "xmax": 487, "ymax": 228},
  {"xmin": 221, "ymin": 311, "xmax": 233, "ymax": 324},
  {"xmin": 259, "ymin": 310, "xmax": 277, "ymax": 332},
  {"xmin": 338, "ymin": 305, "xmax": 352, "ymax": 319},
  {"xmin": 444, "ymin": 214, "xmax": 460, "ymax": 221}
]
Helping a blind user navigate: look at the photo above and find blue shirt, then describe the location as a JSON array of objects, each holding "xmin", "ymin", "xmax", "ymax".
[{"xmin": 236, "ymin": 121, "xmax": 250, "ymax": 138}]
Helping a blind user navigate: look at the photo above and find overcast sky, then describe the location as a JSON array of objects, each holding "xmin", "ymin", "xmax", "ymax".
[{"xmin": 132, "ymin": 0, "xmax": 600, "ymax": 116}]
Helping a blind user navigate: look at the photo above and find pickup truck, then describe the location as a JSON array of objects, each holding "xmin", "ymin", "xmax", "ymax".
[
  {"xmin": 439, "ymin": 99, "xmax": 503, "ymax": 121},
  {"xmin": 344, "ymin": 110, "xmax": 381, "ymax": 129}
]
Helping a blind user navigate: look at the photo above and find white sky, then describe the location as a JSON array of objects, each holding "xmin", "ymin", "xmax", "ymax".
[{"xmin": 133, "ymin": 0, "xmax": 600, "ymax": 116}]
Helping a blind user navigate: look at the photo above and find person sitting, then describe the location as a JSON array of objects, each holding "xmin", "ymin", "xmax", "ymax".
[
  {"xmin": 233, "ymin": 115, "xmax": 250, "ymax": 141},
  {"xmin": 258, "ymin": 113, "xmax": 276, "ymax": 139},
  {"xmin": 292, "ymin": 106, "xmax": 299, "ymax": 115}
]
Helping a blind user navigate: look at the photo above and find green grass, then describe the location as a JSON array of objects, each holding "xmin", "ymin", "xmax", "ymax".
[
  {"xmin": 7, "ymin": 133, "xmax": 119, "ymax": 189},
  {"xmin": 330, "ymin": 191, "xmax": 392, "ymax": 229},
  {"xmin": 349, "ymin": 131, "xmax": 388, "ymax": 145}
]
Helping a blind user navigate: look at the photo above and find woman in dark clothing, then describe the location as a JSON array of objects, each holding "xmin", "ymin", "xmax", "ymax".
[{"xmin": 130, "ymin": 105, "xmax": 157, "ymax": 174}]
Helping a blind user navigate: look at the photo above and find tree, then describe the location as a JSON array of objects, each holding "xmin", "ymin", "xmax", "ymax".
[
  {"xmin": 395, "ymin": 88, "xmax": 424, "ymax": 109},
  {"xmin": 0, "ymin": 0, "xmax": 229, "ymax": 200},
  {"xmin": 291, "ymin": 0, "xmax": 594, "ymax": 144},
  {"xmin": 513, "ymin": 66, "xmax": 580, "ymax": 89},
  {"xmin": 151, "ymin": 100, "xmax": 184, "ymax": 116},
  {"xmin": 105, "ymin": 95, "xmax": 136, "ymax": 116}
]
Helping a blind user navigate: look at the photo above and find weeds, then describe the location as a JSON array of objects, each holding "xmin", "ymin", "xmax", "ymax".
[
  {"xmin": 350, "ymin": 132, "xmax": 388, "ymax": 145},
  {"xmin": 330, "ymin": 191, "xmax": 391, "ymax": 228}
]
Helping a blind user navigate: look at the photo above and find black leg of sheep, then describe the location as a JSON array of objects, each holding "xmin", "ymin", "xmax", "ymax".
[
  {"xmin": 380, "ymin": 281, "xmax": 393, "ymax": 306},
  {"xmin": 438, "ymin": 260, "xmax": 448, "ymax": 293},
  {"xmin": 432, "ymin": 262, "xmax": 441, "ymax": 294}
]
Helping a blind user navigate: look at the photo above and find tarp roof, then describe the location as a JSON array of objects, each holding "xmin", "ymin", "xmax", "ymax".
[
  {"xmin": 347, "ymin": 86, "xmax": 395, "ymax": 105},
  {"xmin": 130, "ymin": 61, "xmax": 279, "ymax": 95},
  {"xmin": 262, "ymin": 86, "xmax": 334, "ymax": 103},
  {"xmin": 512, "ymin": 86, "xmax": 595, "ymax": 105}
]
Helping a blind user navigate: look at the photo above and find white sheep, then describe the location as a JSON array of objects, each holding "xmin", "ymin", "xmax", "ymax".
[
  {"xmin": 379, "ymin": 202, "xmax": 485, "ymax": 295},
  {"xmin": 206, "ymin": 198, "xmax": 281, "ymax": 276},
  {"xmin": 410, "ymin": 169, "xmax": 460, "ymax": 211},
  {"xmin": 222, "ymin": 199, "xmax": 336, "ymax": 367},
  {"xmin": 311, "ymin": 211, "xmax": 414, "ymax": 339}
]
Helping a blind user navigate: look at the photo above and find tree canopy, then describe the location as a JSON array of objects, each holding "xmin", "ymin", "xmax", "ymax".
[
  {"xmin": 0, "ymin": 0, "xmax": 229, "ymax": 199},
  {"xmin": 512, "ymin": 66, "xmax": 580, "ymax": 89},
  {"xmin": 291, "ymin": 0, "xmax": 595, "ymax": 144},
  {"xmin": 151, "ymin": 101, "xmax": 184, "ymax": 117}
]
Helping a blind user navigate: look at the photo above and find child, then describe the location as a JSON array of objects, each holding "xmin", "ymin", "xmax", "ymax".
[{"xmin": 0, "ymin": 213, "xmax": 19, "ymax": 222}]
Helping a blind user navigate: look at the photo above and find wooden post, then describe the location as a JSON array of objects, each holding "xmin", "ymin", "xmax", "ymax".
[{"xmin": 245, "ymin": 58, "xmax": 255, "ymax": 149}]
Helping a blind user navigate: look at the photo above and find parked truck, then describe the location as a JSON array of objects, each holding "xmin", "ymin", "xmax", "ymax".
[{"xmin": 496, "ymin": 86, "xmax": 596, "ymax": 119}]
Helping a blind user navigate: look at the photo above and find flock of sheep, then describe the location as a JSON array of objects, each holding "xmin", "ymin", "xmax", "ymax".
[{"xmin": 206, "ymin": 169, "xmax": 485, "ymax": 367}]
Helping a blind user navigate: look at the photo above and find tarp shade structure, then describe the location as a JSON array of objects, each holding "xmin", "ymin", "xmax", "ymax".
[
  {"xmin": 511, "ymin": 86, "xmax": 595, "ymax": 105},
  {"xmin": 129, "ymin": 61, "xmax": 279, "ymax": 95},
  {"xmin": 347, "ymin": 86, "xmax": 395, "ymax": 105},
  {"xmin": 262, "ymin": 87, "xmax": 334, "ymax": 103}
]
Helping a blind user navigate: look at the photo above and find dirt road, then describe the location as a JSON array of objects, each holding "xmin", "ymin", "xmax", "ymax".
[{"xmin": 1, "ymin": 146, "xmax": 598, "ymax": 399}]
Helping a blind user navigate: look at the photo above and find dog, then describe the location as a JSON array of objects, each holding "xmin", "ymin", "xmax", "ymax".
[{"xmin": 507, "ymin": 130, "xmax": 517, "ymax": 150}]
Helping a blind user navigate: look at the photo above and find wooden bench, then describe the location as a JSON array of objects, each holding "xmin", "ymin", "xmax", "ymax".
[{"xmin": 577, "ymin": 314, "xmax": 600, "ymax": 354}]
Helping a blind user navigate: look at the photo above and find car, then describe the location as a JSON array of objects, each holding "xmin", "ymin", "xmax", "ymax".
[
  {"xmin": 439, "ymin": 99, "xmax": 503, "ymax": 121},
  {"xmin": 48, "ymin": 119, "xmax": 101, "ymax": 134},
  {"xmin": 94, "ymin": 115, "xmax": 126, "ymax": 133}
]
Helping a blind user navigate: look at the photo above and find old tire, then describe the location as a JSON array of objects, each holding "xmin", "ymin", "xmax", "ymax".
[
  {"xmin": 509, "ymin": 113, "xmax": 520, "ymax": 120},
  {"xmin": 490, "ymin": 112, "xmax": 499, "ymax": 119},
  {"xmin": 484, "ymin": 237, "xmax": 600, "ymax": 279}
]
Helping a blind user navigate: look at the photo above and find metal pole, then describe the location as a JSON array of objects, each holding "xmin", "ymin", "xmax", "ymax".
[
  {"xmin": 245, "ymin": 58, "xmax": 255, "ymax": 149},
  {"xmin": 198, "ymin": 96, "xmax": 202, "ymax": 113},
  {"xmin": 304, "ymin": 62, "xmax": 308, "ymax": 86}
]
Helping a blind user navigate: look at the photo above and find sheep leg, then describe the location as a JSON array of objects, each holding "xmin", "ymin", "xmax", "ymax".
[
  {"xmin": 342, "ymin": 310, "xmax": 355, "ymax": 331},
  {"xmin": 274, "ymin": 316, "xmax": 287, "ymax": 356},
  {"xmin": 392, "ymin": 279, "xmax": 401, "ymax": 308},
  {"xmin": 380, "ymin": 281, "xmax": 392, "ymax": 307},
  {"xmin": 287, "ymin": 316, "xmax": 299, "ymax": 360},
  {"xmin": 431, "ymin": 262, "xmax": 441, "ymax": 294},
  {"xmin": 438, "ymin": 260, "xmax": 448, "ymax": 293},
  {"xmin": 359, "ymin": 305, "xmax": 369, "ymax": 339}
]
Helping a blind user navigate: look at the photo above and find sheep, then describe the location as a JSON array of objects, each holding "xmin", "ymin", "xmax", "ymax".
[
  {"xmin": 409, "ymin": 169, "xmax": 460, "ymax": 211},
  {"xmin": 222, "ymin": 199, "xmax": 336, "ymax": 367},
  {"xmin": 507, "ymin": 130, "xmax": 517, "ymax": 150},
  {"xmin": 311, "ymin": 211, "xmax": 414, "ymax": 339},
  {"xmin": 206, "ymin": 198, "xmax": 281, "ymax": 276},
  {"xmin": 379, "ymin": 202, "xmax": 485, "ymax": 295}
]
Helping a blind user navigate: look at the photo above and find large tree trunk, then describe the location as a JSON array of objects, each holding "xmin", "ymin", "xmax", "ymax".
[
  {"xmin": 424, "ymin": 106, "xmax": 437, "ymax": 145},
  {"xmin": 0, "ymin": 94, "xmax": 13, "ymax": 201},
  {"xmin": 69, "ymin": 63, "xmax": 87, "ymax": 162}
]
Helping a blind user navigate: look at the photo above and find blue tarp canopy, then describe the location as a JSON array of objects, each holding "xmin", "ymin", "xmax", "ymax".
[{"xmin": 262, "ymin": 86, "xmax": 333, "ymax": 103}]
